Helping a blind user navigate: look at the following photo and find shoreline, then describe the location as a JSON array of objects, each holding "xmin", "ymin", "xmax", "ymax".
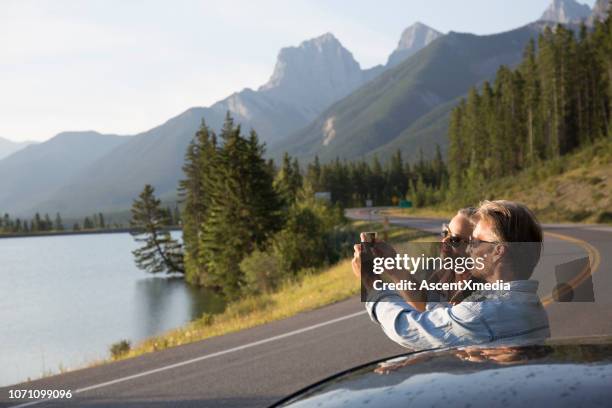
[{"xmin": 0, "ymin": 227, "xmax": 182, "ymax": 240}]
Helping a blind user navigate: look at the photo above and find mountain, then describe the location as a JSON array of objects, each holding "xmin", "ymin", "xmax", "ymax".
[
  {"xmin": 269, "ymin": 23, "xmax": 545, "ymax": 164},
  {"xmin": 387, "ymin": 22, "xmax": 443, "ymax": 67},
  {"xmin": 27, "ymin": 35, "xmax": 366, "ymax": 216},
  {"xmin": 24, "ymin": 27, "xmax": 447, "ymax": 217},
  {"xmin": 589, "ymin": 0, "xmax": 610, "ymax": 24},
  {"xmin": 30, "ymin": 108, "xmax": 209, "ymax": 216},
  {"xmin": 539, "ymin": 0, "xmax": 592, "ymax": 23},
  {"xmin": 0, "ymin": 131, "xmax": 128, "ymax": 215},
  {"xmin": 192, "ymin": 32, "xmax": 372, "ymax": 146},
  {"xmin": 0, "ymin": 137, "xmax": 35, "ymax": 160}
]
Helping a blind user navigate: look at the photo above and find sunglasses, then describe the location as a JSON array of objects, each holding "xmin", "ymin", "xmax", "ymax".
[
  {"xmin": 441, "ymin": 224, "xmax": 467, "ymax": 248},
  {"xmin": 467, "ymin": 236, "xmax": 499, "ymax": 248}
]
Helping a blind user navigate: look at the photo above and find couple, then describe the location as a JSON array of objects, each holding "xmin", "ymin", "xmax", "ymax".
[{"xmin": 352, "ymin": 200, "xmax": 550, "ymax": 350}]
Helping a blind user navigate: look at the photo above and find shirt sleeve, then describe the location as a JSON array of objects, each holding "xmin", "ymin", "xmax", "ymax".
[{"xmin": 366, "ymin": 293, "xmax": 490, "ymax": 350}]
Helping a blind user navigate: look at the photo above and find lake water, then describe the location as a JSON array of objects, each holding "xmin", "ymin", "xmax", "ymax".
[{"xmin": 0, "ymin": 232, "xmax": 225, "ymax": 386}]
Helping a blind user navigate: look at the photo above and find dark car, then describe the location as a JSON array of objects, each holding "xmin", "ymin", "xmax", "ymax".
[{"xmin": 270, "ymin": 337, "xmax": 612, "ymax": 408}]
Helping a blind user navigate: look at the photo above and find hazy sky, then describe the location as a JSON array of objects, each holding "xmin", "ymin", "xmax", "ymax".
[{"xmin": 1, "ymin": 0, "xmax": 596, "ymax": 142}]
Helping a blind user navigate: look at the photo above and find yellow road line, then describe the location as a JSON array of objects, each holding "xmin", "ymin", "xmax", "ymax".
[{"xmin": 541, "ymin": 231, "xmax": 601, "ymax": 307}]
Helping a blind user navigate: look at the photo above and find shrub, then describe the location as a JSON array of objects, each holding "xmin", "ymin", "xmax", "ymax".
[
  {"xmin": 240, "ymin": 250, "xmax": 282, "ymax": 294},
  {"xmin": 596, "ymin": 211, "xmax": 612, "ymax": 224},
  {"xmin": 109, "ymin": 339, "xmax": 131, "ymax": 359},
  {"xmin": 272, "ymin": 207, "xmax": 328, "ymax": 275}
]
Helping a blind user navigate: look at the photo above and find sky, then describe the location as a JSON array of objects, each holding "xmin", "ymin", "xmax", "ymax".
[{"xmin": 0, "ymin": 0, "xmax": 597, "ymax": 142}]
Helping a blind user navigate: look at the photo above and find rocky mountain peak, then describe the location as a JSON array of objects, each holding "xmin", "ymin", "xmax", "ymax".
[
  {"xmin": 258, "ymin": 32, "xmax": 364, "ymax": 115},
  {"xmin": 589, "ymin": 0, "xmax": 610, "ymax": 24},
  {"xmin": 539, "ymin": 0, "xmax": 592, "ymax": 23},
  {"xmin": 386, "ymin": 22, "xmax": 442, "ymax": 67}
]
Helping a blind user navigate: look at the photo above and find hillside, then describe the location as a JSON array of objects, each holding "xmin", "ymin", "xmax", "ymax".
[
  {"xmin": 0, "ymin": 132, "xmax": 128, "ymax": 215},
  {"xmin": 269, "ymin": 23, "xmax": 545, "ymax": 164},
  {"xmin": 0, "ymin": 137, "xmax": 35, "ymax": 160},
  {"xmin": 483, "ymin": 139, "xmax": 612, "ymax": 223}
]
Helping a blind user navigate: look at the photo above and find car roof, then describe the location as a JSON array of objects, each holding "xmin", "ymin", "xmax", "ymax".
[{"xmin": 272, "ymin": 336, "xmax": 612, "ymax": 408}]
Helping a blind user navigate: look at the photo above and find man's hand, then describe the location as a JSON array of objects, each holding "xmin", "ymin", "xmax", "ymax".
[
  {"xmin": 352, "ymin": 243, "xmax": 363, "ymax": 279},
  {"xmin": 352, "ymin": 232, "xmax": 398, "ymax": 280}
]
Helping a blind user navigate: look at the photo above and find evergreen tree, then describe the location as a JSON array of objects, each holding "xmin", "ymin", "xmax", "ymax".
[
  {"xmin": 83, "ymin": 217, "xmax": 94, "ymax": 230},
  {"xmin": 130, "ymin": 184, "xmax": 184, "ymax": 274},
  {"xmin": 198, "ymin": 115, "xmax": 283, "ymax": 296},
  {"xmin": 178, "ymin": 119, "xmax": 216, "ymax": 285},
  {"xmin": 368, "ymin": 156, "xmax": 386, "ymax": 205},
  {"xmin": 305, "ymin": 155, "xmax": 322, "ymax": 191},
  {"xmin": 173, "ymin": 206, "xmax": 181, "ymax": 225},
  {"xmin": 54, "ymin": 213, "xmax": 64, "ymax": 231},
  {"xmin": 387, "ymin": 150, "xmax": 407, "ymax": 202},
  {"xmin": 274, "ymin": 153, "xmax": 303, "ymax": 205},
  {"xmin": 33, "ymin": 213, "xmax": 42, "ymax": 231},
  {"xmin": 98, "ymin": 213, "xmax": 106, "ymax": 229}
]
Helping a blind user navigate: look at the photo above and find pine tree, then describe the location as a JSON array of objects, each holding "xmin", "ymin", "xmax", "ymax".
[
  {"xmin": 83, "ymin": 216, "xmax": 94, "ymax": 230},
  {"xmin": 179, "ymin": 119, "xmax": 216, "ymax": 285},
  {"xmin": 198, "ymin": 115, "xmax": 283, "ymax": 296},
  {"xmin": 305, "ymin": 155, "xmax": 322, "ymax": 191},
  {"xmin": 54, "ymin": 213, "xmax": 64, "ymax": 231},
  {"xmin": 520, "ymin": 38, "xmax": 542, "ymax": 163},
  {"xmin": 98, "ymin": 213, "xmax": 106, "ymax": 229},
  {"xmin": 173, "ymin": 206, "xmax": 181, "ymax": 225},
  {"xmin": 41, "ymin": 214, "xmax": 50, "ymax": 231},
  {"xmin": 387, "ymin": 150, "xmax": 407, "ymax": 202},
  {"xmin": 130, "ymin": 184, "xmax": 184, "ymax": 274},
  {"xmin": 274, "ymin": 153, "xmax": 303, "ymax": 205},
  {"xmin": 369, "ymin": 156, "xmax": 386, "ymax": 205}
]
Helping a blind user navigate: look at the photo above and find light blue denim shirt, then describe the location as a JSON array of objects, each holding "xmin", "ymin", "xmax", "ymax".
[{"xmin": 366, "ymin": 280, "xmax": 550, "ymax": 350}]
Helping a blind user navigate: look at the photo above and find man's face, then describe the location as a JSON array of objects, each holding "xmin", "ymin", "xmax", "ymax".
[{"xmin": 468, "ymin": 219, "xmax": 499, "ymax": 279}]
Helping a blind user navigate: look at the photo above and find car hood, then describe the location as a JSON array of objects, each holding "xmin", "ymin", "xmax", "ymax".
[{"xmin": 273, "ymin": 337, "xmax": 612, "ymax": 408}]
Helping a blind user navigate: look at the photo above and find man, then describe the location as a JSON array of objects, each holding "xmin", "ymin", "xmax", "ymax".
[{"xmin": 353, "ymin": 200, "xmax": 550, "ymax": 350}]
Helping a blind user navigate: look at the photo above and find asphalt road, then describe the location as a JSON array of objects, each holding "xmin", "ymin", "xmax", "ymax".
[{"xmin": 1, "ymin": 209, "xmax": 610, "ymax": 408}]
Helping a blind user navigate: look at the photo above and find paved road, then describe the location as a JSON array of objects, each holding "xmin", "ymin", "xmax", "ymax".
[{"xmin": 1, "ymin": 210, "xmax": 610, "ymax": 408}]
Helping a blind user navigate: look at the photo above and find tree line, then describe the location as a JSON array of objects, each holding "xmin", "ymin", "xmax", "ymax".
[
  {"xmin": 448, "ymin": 19, "xmax": 611, "ymax": 205},
  {"xmin": 0, "ymin": 207, "xmax": 181, "ymax": 236}
]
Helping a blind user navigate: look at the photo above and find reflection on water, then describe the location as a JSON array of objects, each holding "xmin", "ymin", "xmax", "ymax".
[
  {"xmin": 133, "ymin": 277, "xmax": 225, "ymax": 337},
  {"xmin": 0, "ymin": 232, "xmax": 225, "ymax": 386}
]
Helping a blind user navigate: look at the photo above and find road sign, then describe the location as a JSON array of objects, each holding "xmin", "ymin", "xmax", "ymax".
[
  {"xmin": 399, "ymin": 200, "xmax": 413, "ymax": 208},
  {"xmin": 314, "ymin": 192, "xmax": 332, "ymax": 202}
]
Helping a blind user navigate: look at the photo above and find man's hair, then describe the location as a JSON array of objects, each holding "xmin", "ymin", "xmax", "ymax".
[
  {"xmin": 457, "ymin": 207, "xmax": 477, "ymax": 222},
  {"xmin": 476, "ymin": 200, "xmax": 543, "ymax": 278}
]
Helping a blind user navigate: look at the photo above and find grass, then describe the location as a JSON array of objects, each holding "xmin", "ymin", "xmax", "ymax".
[
  {"xmin": 381, "ymin": 207, "xmax": 454, "ymax": 219},
  {"xmin": 480, "ymin": 138, "xmax": 612, "ymax": 224},
  {"xmin": 110, "ymin": 221, "xmax": 428, "ymax": 362}
]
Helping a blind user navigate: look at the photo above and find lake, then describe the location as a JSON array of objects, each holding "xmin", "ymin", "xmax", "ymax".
[{"xmin": 0, "ymin": 232, "xmax": 225, "ymax": 386}]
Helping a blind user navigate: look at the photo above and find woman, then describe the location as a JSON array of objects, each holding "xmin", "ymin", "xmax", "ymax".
[
  {"xmin": 433, "ymin": 207, "xmax": 478, "ymax": 303},
  {"xmin": 355, "ymin": 207, "xmax": 478, "ymax": 311}
]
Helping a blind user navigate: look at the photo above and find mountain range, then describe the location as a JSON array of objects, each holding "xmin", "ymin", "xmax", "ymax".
[
  {"xmin": 1, "ymin": 0, "xmax": 609, "ymax": 218},
  {"xmin": 1, "ymin": 23, "xmax": 441, "ymax": 217},
  {"xmin": 269, "ymin": 22, "xmax": 546, "ymax": 163},
  {"xmin": 0, "ymin": 137, "xmax": 35, "ymax": 160},
  {"xmin": 0, "ymin": 132, "xmax": 126, "ymax": 215}
]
